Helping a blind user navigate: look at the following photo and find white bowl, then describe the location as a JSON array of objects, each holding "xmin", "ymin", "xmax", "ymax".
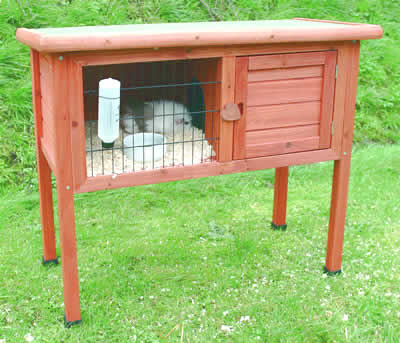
[{"xmin": 123, "ymin": 133, "xmax": 167, "ymax": 162}]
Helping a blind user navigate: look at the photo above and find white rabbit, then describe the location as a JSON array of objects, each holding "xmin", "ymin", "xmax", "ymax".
[
  {"xmin": 144, "ymin": 99, "xmax": 192, "ymax": 135},
  {"xmin": 120, "ymin": 100, "xmax": 151, "ymax": 134},
  {"xmin": 121, "ymin": 99, "xmax": 192, "ymax": 136}
]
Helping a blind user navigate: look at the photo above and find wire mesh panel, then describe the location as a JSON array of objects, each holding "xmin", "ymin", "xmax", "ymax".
[{"xmin": 83, "ymin": 58, "xmax": 221, "ymax": 177}]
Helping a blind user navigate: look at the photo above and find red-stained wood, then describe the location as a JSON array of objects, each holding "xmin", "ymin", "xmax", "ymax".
[
  {"xmin": 246, "ymin": 101, "xmax": 321, "ymax": 131},
  {"xmin": 272, "ymin": 167, "xmax": 289, "ymax": 226},
  {"xmin": 218, "ymin": 56, "xmax": 235, "ymax": 162},
  {"xmin": 325, "ymin": 42, "xmax": 360, "ymax": 273},
  {"xmin": 319, "ymin": 50, "xmax": 337, "ymax": 148},
  {"xmin": 245, "ymin": 124, "xmax": 320, "ymax": 158},
  {"xmin": 69, "ymin": 60, "xmax": 87, "ymax": 190},
  {"xmin": 31, "ymin": 49, "xmax": 57, "ymax": 262},
  {"xmin": 41, "ymin": 120, "xmax": 57, "ymax": 171},
  {"xmin": 248, "ymin": 65, "xmax": 323, "ymax": 82},
  {"xmin": 69, "ymin": 45, "xmax": 345, "ymax": 182},
  {"xmin": 69, "ymin": 42, "xmax": 342, "ymax": 67},
  {"xmin": 193, "ymin": 59, "xmax": 220, "ymax": 158},
  {"xmin": 330, "ymin": 42, "xmax": 352, "ymax": 155},
  {"xmin": 233, "ymin": 57, "xmax": 248, "ymax": 160},
  {"xmin": 248, "ymin": 51, "xmax": 327, "ymax": 70},
  {"xmin": 16, "ymin": 21, "xmax": 383, "ymax": 53},
  {"xmin": 246, "ymin": 136, "xmax": 320, "ymax": 158},
  {"xmin": 341, "ymin": 42, "xmax": 360, "ymax": 155},
  {"xmin": 246, "ymin": 125, "xmax": 319, "ymax": 145},
  {"xmin": 247, "ymin": 77, "xmax": 322, "ymax": 107},
  {"xmin": 51, "ymin": 54, "xmax": 81, "ymax": 322},
  {"xmin": 234, "ymin": 50, "xmax": 337, "ymax": 160},
  {"xmin": 39, "ymin": 54, "xmax": 58, "ymax": 167},
  {"xmin": 40, "ymin": 137, "xmax": 57, "ymax": 173},
  {"xmin": 208, "ymin": 59, "xmax": 222, "ymax": 160},
  {"xmin": 75, "ymin": 148, "xmax": 339, "ymax": 193}
]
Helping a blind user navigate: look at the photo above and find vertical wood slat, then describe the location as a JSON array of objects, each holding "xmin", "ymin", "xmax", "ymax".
[
  {"xmin": 272, "ymin": 167, "xmax": 289, "ymax": 227},
  {"xmin": 330, "ymin": 42, "xmax": 347, "ymax": 154},
  {"xmin": 192, "ymin": 59, "xmax": 220, "ymax": 159},
  {"xmin": 39, "ymin": 54, "xmax": 58, "ymax": 167},
  {"xmin": 206, "ymin": 60, "xmax": 220, "ymax": 159},
  {"xmin": 212, "ymin": 61, "xmax": 221, "ymax": 160},
  {"xmin": 30, "ymin": 49, "xmax": 57, "ymax": 262},
  {"xmin": 341, "ymin": 42, "xmax": 361, "ymax": 155},
  {"xmin": 325, "ymin": 41, "xmax": 360, "ymax": 272},
  {"xmin": 218, "ymin": 56, "xmax": 236, "ymax": 162},
  {"xmin": 69, "ymin": 61, "xmax": 87, "ymax": 189},
  {"xmin": 233, "ymin": 57, "xmax": 248, "ymax": 160},
  {"xmin": 319, "ymin": 50, "xmax": 337, "ymax": 148},
  {"xmin": 51, "ymin": 54, "xmax": 82, "ymax": 322}
]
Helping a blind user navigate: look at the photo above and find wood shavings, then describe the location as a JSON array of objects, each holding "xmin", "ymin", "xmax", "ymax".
[{"xmin": 85, "ymin": 121, "xmax": 216, "ymax": 176}]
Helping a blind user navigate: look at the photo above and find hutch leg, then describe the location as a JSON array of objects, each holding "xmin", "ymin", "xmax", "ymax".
[
  {"xmin": 56, "ymin": 182, "xmax": 82, "ymax": 326},
  {"xmin": 272, "ymin": 167, "xmax": 289, "ymax": 230},
  {"xmin": 325, "ymin": 41, "xmax": 360, "ymax": 274},
  {"xmin": 324, "ymin": 154, "xmax": 352, "ymax": 274},
  {"xmin": 37, "ymin": 149, "xmax": 58, "ymax": 264},
  {"xmin": 30, "ymin": 49, "xmax": 58, "ymax": 264}
]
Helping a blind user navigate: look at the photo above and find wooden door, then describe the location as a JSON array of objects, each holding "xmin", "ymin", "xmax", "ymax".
[{"xmin": 233, "ymin": 51, "xmax": 337, "ymax": 160}]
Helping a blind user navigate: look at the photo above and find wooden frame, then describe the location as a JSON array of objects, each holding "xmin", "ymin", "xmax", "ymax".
[
  {"xmin": 31, "ymin": 50, "xmax": 57, "ymax": 263},
  {"xmin": 58, "ymin": 42, "xmax": 346, "ymax": 193},
  {"xmin": 19, "ymin": 19, "xmax": 377, "ymax": 325}
]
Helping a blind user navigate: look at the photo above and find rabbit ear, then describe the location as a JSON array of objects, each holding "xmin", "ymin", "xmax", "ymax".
[{"xmin": 143, "ymin": 102, "xmax": 154, "ymax": 117}]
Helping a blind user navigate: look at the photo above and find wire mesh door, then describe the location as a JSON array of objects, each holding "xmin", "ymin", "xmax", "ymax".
[{"xmin": 83, "ymin": 58, "xmax": 221, "ymax": 177}]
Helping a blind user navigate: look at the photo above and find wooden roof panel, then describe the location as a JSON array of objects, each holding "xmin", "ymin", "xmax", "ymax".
[{"xmin": 16, "ymin": 19, "xmax": 383, "ymax": 53}]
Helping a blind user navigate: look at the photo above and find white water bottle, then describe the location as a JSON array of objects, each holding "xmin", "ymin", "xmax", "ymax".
[{"xmin": 98, "ymin": 78, "xmax": 120, "ymax": 148}]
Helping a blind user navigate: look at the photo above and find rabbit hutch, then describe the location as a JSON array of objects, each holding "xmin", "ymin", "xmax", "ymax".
[{"xmin": 17, "ymin": 19, "xmax": 383, "ymax": 326}]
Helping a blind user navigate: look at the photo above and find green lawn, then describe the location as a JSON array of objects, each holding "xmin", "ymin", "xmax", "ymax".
[
  {"xmin": 1, "ymin": 1, "xmax": 399, "ymax": 341},
  {"xmin": 1, "ymin": 144, "xmax": 399, "ymax": 342}
]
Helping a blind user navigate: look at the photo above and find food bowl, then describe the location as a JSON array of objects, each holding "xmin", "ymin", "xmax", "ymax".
[{"xmin": 123, "ymin": 133, "xmax": 167, "ymax": 162}]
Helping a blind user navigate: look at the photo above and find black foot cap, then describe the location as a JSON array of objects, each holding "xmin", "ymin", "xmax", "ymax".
[
  {"xmin": 64, "ymin": 314, "xmax": 82, "ymax": 328},
  {"xmin": 42, "ymin": 256, "xmax": 59, "ymax": 266},
  {"xmin": 271, "ymin": 222, "xmax": 287, "ymax": 231},
  {"xmin": 323, "ymin": 266, "xmax": 342, "ymax": 276}
]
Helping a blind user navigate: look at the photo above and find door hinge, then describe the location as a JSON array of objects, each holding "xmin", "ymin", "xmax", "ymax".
[
  {"xmin": 335, "ymin": 65, "xmax": 338, "ymax": 79},
  {"xmin": 331, "ymin": 121, "xmax": 334, "ymax": 136}
]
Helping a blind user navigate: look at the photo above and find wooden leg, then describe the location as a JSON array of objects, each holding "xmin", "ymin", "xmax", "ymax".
[
  {"xmin": 37, "ymin": 148, "xmax": 58, "ymax": 264},
  {"xmin": 56, "ymin": 182, "xmax": 82, "ymax": 326},
  {"xmin": 272, "ymin": 166, "xmax": 289, "ymax": 230},
  {"xmin": 325, "ymin": 155, "xmax": 352, "ymax": 274}
]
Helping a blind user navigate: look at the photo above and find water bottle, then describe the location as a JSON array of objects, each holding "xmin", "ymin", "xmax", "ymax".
[{"xmin": 98, "ymin": 78, "xmax": 120, "ymax": 148}]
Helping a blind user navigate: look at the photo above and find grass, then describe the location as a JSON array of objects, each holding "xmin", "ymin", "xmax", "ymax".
[
  {"xmin": 0, "ymin": 0, "xmax": 399, "ymax": 189},
  {"xmin": 0, "ymin": 1, "xmax": 399, "ymax": 341},
  {"xmin": 0, "ymin": 144, "xmax": 399, "ymax": 342}
]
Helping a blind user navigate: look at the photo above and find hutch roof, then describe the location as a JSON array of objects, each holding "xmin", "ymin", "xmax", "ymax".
[{"xmin": 16, "ymin": 19, "xmax": 383, "ymax": 53}]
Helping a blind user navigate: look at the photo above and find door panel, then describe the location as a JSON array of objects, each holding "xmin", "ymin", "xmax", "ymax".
[{"xmin": 233, "ymin": 50, "xmax": 337, "ymax": 159}]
